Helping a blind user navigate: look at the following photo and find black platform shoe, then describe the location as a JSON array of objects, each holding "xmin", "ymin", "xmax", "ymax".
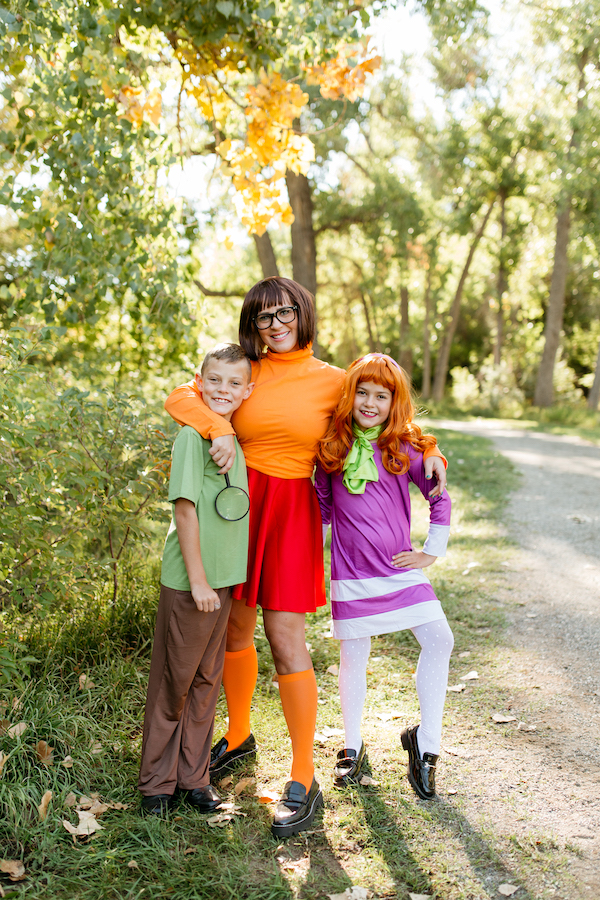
[
  {"xmin": 271, "ymin": 778, "xmax": 324, "ymax": 838},
  {"xmin": 401, "ymin": 725, "xmax": 438, "ymax": 800},
  {"xmin": 333, "ymin": 742, "xmax": 367, "ymax": 787},
  {"xmin": 209, "ymin": 733, "xmax": 257, "ymax": 780}
]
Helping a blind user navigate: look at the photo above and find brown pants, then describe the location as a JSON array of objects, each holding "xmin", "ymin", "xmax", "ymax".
[{"xmin": 138, "ymin": 584, "xmax": 232, "ymax": 797}]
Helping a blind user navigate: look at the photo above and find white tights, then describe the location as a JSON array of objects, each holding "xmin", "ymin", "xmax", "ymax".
[{"xmin": 338, "ymin": 619, "xmax": 454, "ymax": 757}]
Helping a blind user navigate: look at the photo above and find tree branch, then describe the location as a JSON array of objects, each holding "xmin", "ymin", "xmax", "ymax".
[{"xmin": 193, "ymin": 279, "xmax": 245, "ymax": 298}]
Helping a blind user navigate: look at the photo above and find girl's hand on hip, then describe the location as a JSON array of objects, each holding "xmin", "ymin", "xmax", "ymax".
[
  {"xmin": 209, "ymin": 434, "xmax": 236, "ymax": 473},
  {"xmin": 392, "ymin": 550, "xmax": 437, "ymax": 569},
  {"xmin": 425, "ymin": 456, "xmax": 446, "ymax": 497}
]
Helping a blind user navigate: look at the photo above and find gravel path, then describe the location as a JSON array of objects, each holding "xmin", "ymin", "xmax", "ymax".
[{"xmin": 439, "ymin": 420, "xmax": 600, "ymax": 898}]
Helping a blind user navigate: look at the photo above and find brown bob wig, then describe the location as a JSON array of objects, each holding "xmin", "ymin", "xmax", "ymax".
[
  {"xmin": 317, "ymin": 354, "xmax": 438, "ymax": 476},
  {"xmin": 238, "ymin": 276, "xmax": 316, "ymax": 361}
]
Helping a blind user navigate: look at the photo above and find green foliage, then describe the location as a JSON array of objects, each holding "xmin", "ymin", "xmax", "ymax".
[{"xmin": 0, "ymin": 326, "xmax": 174, "ymax": 624}]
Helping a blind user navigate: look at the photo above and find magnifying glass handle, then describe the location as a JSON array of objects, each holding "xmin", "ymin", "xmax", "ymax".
[{"xmin": 224, "ymin": 473, "xmax": 231, "ymax": 488}]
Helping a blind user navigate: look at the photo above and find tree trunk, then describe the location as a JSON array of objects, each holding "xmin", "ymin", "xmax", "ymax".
[
  {"xmin": 253, "ymin": 232, "xmax": 279, "ymax": 278},
  {"xmin": 587, "ymin": 334, "xmax": 600, "ymax": 411},
  {"xmin": 421, "ymin": 262, "xmax": 433, "ymax": 399},
  {"xmin": 534, "ymin": 50, "xmax": 587, "ymax": 407},
  {"xmin": 533, "ymin": 200, "xmax": 572, "ymax": 406},
  {"xmin": 432, "ymin": 199, "xmax": 495, "ymax": 402},
  {"xmin": 398, "ymin": 282, "xmax": 413, "ymax": 377},
  {"xmin": 359, "ymin": 289, "xmax": 376, "ymax": 348},
  {"xmin": 494, "ymin": 190, "xmax": 508, "ymax": 366},
  {"xmin": 285, "ymin": 168, "xmax": 319, "ymax": 354}
]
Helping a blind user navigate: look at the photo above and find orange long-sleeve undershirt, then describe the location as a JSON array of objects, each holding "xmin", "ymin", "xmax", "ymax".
[{"xmin": 165, "ymin": 346, "xmax": 445, "ymax": 480}]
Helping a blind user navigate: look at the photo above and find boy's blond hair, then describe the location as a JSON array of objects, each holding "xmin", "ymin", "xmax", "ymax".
[{"xmin": 199, "ymin": 343, "xmax": 252, "ymax": 380}]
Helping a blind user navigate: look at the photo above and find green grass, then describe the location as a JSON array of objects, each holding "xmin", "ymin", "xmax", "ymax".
[{"xmin": 0, "ymin": 429, "xmax": 579, "ymax": 899}]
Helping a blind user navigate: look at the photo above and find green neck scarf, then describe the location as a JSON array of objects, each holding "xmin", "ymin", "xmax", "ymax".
[{"xmin": 342, "ymin": 423, "xmax": 383, "ymax": 494}]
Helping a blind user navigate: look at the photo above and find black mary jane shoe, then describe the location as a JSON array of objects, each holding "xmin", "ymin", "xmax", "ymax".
[
  {"xmin": 209, "ymin": 733, "xmax": 257, "ymax": 780},
  {"xmin": 179, "ymin": 784, "xmax": 223, "ymax": 813},
  {"xmin": 271, "ymin": 778, "xmax": 324, "ymax": 838},
  {"xmin": 333, "ymin": 742, "xmax": 367, "ymax": 787},
  {"xmin": 401, "ymin": 724, "xmax": 438, "ymax": 800},
  {"xmin": 140, "ymin": 794, "xmax": 174, "ymax": 817}
]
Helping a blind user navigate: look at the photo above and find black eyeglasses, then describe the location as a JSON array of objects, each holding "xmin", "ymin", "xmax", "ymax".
[{"xmin": 253, "ymin": 305, "xmax": 298, "ymax": 331}]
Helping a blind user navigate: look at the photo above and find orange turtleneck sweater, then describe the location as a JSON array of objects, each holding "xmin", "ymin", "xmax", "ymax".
[{"xmin": 164, "ymin": 347, "xmax": 444, "ymax": 480}]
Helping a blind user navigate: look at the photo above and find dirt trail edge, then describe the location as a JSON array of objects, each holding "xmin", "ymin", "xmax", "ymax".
[{"xmin": 439, "ymin": 420, "xmax": 600, "ymax": 898}]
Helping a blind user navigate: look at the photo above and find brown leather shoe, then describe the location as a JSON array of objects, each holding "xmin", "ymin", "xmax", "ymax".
[
  {"xmin": 140, "ymin": 794, "xmax": 174, "ymax": 817},
  {"xmin": 401, "ymin": 725, "xmax": 438, "ymax": 800}
]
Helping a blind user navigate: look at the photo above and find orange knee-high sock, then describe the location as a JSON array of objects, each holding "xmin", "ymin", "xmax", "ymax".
[
  {"xmin": 278, "ymin": 668, "xmax": 318, "ymax": 791},
  {"xmin": 222, "ymin": 645, "xmax": 258, "ymax": 749}
]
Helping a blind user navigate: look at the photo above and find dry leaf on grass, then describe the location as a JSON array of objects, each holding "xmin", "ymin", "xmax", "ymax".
[
  {"xmin": 0, "ymin": 751, "xmax": 6, "ymax": 778},
  {"xmin": 64, "ymin": 792, "xmax": 77, "ymax": 808},
  {"xmin": 206, "ymin": 812, "xmax": 234, "ymax": 827},
  {"xmin": 447, "ymin": 789, "xmax": 458, "ymax": 795},
  {"xmin": 447, "ymin": 683, "xmax": 466, "ymax": 693},
  {"xmin": 0, "ymin": 720, "xmax": 9, "ymax": 736},
  {"xmin": 219, "ymin": 775, "xmax": 233, "ymax": 789},
  {"xmin": 442, "ymin": 746, "xmax": 472, "ymax": 759},
  {"xmin": 234, "ymin": 777, "xmax": 255, "ymax": 796},
  {"xmin": 90, "ymin": 742, "xmax": 103, "ymax": 754},
  {"xmin": 458, "ymin": 650, "xmax": 471, "ymax": 658},
  {"xmin": 461, "ymin": 671, "xmax": 479, "ymax": 681},
  {"xmin": 38, "ymin": 790, "xmax": 52, "ymax": 821},
  {"xmin": 127, "ymin": 860, "xmax": 139, "ymax": 869},
  {"xmin": 498, "ymin": 885, "xmax": 519, "ymax": 897},
  {"xmin": 7, "ymin": 722, "xmax": 27, "ymax": 739},
  {"xmin": 62, "ymin": 810, "xmax": 103, "ymax": 837},
  {"xmin": 492, "ymin": 714, "xmax": 517, "ymax": 724},
  {"xmin": 358, "ymin": 774, "xmax": 379, "ymax": 786},
  {"xmin": 184, "ymin": 847, "xmax": 197, "ymax": 855},
  {"xmin": 0, "ymin": 859, "xmax": 26, "ymax": 881},
  {"xmin": 78, "ymin": 673, "xmax": 95, "ymax": 690},
  {"xmin": 257, "ymin": 789, "xmax": 279, "ymax": 803},
  {"xmin": 36, "ymin": 741, "xmax": 54, "ymax": 766},
  {"xmin": 61, "ymin": 755, "xmax": 74, "ymax": 768},
  {"xmin": 326, "ymin": 664, "xmax": 339, "ymax": 676},
  {"xmin": 517, "ymin": 722, "xmax": 536, "ymax": 732},
  {"xmin": 409, "ymin": 894, "xmax": 432, "ymax": 900},
  {"xmin": 327, "ymin": 888, "xmax": 370, "ymax": 900},
  {"xmin": 376, "ymin": 711, "xmax": 402, "ymax": 721}
]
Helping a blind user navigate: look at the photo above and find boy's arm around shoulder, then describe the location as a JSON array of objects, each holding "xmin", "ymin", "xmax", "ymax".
[
  {"xmin": 314, "ymin": 461, "xmax": 332, "ymax": 546},
  {"xmin": 174, "ymin": 499, "xmax": 221, "ymax": 612},
  {"xmin": 165, "ymin": 381, "xmax": 237, "ymax": 474}
]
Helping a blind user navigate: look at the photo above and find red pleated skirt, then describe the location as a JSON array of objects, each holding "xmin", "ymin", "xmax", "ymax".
[{"xmin": 232, "ymin": 467, "xmax": 326, "ymax": 613}]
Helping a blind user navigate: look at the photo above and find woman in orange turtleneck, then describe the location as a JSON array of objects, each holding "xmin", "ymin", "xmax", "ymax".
[{"xmin": 164, "ymin": 277, "xmax": 447, "ymax": 837}]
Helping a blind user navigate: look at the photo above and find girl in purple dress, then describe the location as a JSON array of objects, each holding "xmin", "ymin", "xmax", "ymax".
[{"xmin": 315, "ymin": 354, "xmax": 453, "ymax": 800}]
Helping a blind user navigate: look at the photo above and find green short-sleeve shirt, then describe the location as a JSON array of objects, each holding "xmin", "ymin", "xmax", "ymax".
[{"xmin": 160, "ymin": 426, "xmax": 249, "ymax": 590}]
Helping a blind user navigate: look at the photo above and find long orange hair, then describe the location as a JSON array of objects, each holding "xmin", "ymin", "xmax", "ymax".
[{"xmin": 317, "ymin": 354, "xmax": 437, "ymax": 476}]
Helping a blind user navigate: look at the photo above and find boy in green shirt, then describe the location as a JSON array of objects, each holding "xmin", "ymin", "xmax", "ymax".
[{"xmin": 138, "ymin": 344, "xmax": 254, "ymax": 816}]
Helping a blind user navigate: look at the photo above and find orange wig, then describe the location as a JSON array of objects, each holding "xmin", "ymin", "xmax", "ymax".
[{"xmin": 317, "ymin": 354, "xmax": 437, "ymax": 476}]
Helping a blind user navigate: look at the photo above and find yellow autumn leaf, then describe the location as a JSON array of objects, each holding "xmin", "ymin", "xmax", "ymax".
[{"xmin": 38, "ymin": 790, "xmax": 52, "ymax": 821}]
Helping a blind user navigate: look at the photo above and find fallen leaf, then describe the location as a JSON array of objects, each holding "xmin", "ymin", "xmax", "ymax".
[
  {"xmin": 321, "ymin": 726, "xmax": 344, "ymax": 737},
  {"xmin": 492, "ymin": 714, "xmax": 517, "ymax": 724},
  {"xmin": 517, "ymin": 722, "xmax": 537, "ymax": 732},
  {"xmin": 525, "ymin": 613, "xmax": 538, "ymax": 619},
  {"xmin": 0, "ymin": 751, "xmax": 6, "ymax": 777},
  {"xmin": 61, "ymin": 755, "xmax": 74, "ymax": 768},
  {"xmin": 462, "ymin": 671, "xmax": 479, "ymax": 681},
  {"xmin": 498, "ymin": 885, "xmax": 519, "ymax": 897},
  {"xmin": 458, "ymin": 651, "xmax": 471, "ymax": 658},
  {"xmin": 326, "ymin": 664, "xmax": 339, "ymax": 676},
  {"xmin": 36, "ymin": 741, "xmax": 54, "ymax": 766},
  {"xmin": 358, "ymin": 774, "xmax": 379, "ymax": 786},
  {"xmin": 110, "ymin": 802, "xmax": 130, "ymax": 810},
  {"xmin": 62, "ymin": 810, "xmax": 103, "ymax": 837},
  {"xmin": 447, "ymin": 789, "xmax": 458, "ymax": 795},
  {"xmin": 234, "ymin": 777, "xmax": 255, "ymax": 796},
  {"xmin": 447, "ymin": 684, "xmax": 466, "ymax": 693},
  {"xmin": 376, "ymin": 711, "xmax": 402, "ymax": 721},
  {"xmin": 64, "ymin": 792, "xmax": 78, "ymax": 808},
  {"xmin": 127, "ymin": 860, "xmax": 139, "ymax": 869},
  {"xmin": 219, "ymin": 775, "xmax": 233, "ymax": 789},
  {"xmin": 90, "ymin": 742, "xmax": 103, "ymax": 754},
  {"xmin": 0, "ymin": 859, "xmax": 25, "ymax": 881},
  {"xmin": 409, "ymin": 894, "xmax": 432, "ymax": 900},
  {"xmin": 7, "ymin": 722, "xmax": 27, "ymax": 738},
  {"xmin": 206, "ymin": 812, "xmax": 234, "ymax": 827},
  {"xmin": 78, "ymin": 674, "xmax": 96, "ymax": 690},
  {"xmin": 0, "ymin": 720, "xmax": 9, "ymax": 736},
  {"xmin": 184, "ymin": 847, "xmax": 197, "ymax": 855},
  {"xmin": 279, "ymin": 857, "xmax": 309, "ymax": 873},
  {"xmin": 327, "ymin": 888, "xmax": 370, "ymax": 900},
  {"xmin": 442, "ymin": 746, "xmax": 472, "ymax": 759},
  {"xmin": 257, "ymin": 789, "xmax": 279, "ymax": 803},
  {"xmin": 38, "ymin": 790, "xmax": 52, "ymax": 821}
]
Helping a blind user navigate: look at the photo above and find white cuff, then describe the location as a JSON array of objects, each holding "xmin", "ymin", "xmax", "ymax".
[{"xmin": 423, "ymin": 523, "xmax": 450, "ymax": 557}]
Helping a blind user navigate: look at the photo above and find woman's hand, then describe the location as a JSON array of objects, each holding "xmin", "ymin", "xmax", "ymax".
[
  {"xmin": 425, "ymin": 456, "xmax": 446, "ymax": 497},
  {"xmin": 209, "ymin": 434, "xmax": 236, "ymax": 474},
  {"xmin": 392, "ymin": 550, "xmax": 436, "ymax": 569}
]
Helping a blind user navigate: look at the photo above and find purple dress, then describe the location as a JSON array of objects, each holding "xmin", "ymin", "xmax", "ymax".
[{"xmin": 315, "ymin": 444, "xmax": 451, "ymax": 640}]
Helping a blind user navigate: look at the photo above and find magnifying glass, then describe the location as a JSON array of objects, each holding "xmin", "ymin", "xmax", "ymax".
[{"xmin": 215, "ymin": 473, "xmax": 250, "ymax": 521}]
